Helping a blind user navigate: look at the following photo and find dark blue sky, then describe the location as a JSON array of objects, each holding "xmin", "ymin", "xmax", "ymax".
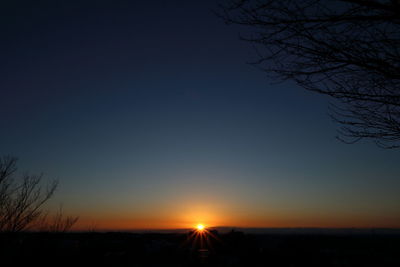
[{"xmin": 1, "ymin": 0, "xmax": 399, "ymax": 229}]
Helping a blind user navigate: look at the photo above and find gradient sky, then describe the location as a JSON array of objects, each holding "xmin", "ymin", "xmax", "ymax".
[{"xmin": 1, "ymin": 0, "xmax": 400, "ymax": 230}]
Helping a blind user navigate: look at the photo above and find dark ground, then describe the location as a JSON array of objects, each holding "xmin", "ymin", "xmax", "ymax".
[{"xmin": 1, "ymin": 230, "xmax": 399, "ymax": 266}]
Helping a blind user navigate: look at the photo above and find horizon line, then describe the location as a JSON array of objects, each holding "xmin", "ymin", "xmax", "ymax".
[{"xmin": 69, "ymin": 226, "xmax": 400, "ymax": 233}]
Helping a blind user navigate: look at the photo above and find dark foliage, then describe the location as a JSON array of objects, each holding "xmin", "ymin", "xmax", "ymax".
[
  {"xmin": 0, "ymin": 156, "xmax": 78, "ymax": 232},
  {"xmin": 218, "ymin": 0, "xmax": 400, "ymax": 148},
  {"xmin": 1, "ymin": 231, "xmax": 399, "ymax": 267}
]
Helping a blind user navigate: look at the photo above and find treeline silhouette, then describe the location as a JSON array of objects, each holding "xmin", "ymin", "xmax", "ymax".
[{"xmin": 1, "ymin": 230, "xmax": 399, "ymax": 267}]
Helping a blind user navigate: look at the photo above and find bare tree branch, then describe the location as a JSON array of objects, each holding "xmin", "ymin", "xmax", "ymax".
[
  {"xmin": 218, "ymin": 0, "xmax": 400, "ymax": 148},
  {"xmin": 0, "ymin": 156, "xmax": 78, "ymax": 232}
]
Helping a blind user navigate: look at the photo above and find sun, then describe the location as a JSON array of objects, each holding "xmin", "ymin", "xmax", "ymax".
[{"xmin": 196, "ymin": 224, "xmax": 205, "ymax": 231}]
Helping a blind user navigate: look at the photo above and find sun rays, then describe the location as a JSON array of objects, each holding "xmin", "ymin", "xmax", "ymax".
[{"xmin": 184, "ymin": 224, "xmax": 221, "ymax": 254}]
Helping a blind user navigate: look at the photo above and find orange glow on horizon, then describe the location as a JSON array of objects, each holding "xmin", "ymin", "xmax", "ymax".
[
  {"xmin": 71, "ymin": 211, "xmax": 400, "ymax": 231},
  {"xmin": 70, "ymin": 196, "xmax": 400, "ymax": 231}
]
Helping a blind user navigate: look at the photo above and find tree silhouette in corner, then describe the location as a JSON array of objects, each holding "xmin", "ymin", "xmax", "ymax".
[
  {"xmin": 0, "ymin": 156, "xmax": 78, "ymax": 232},
  {"xmin": 219, "ymin": 0, "xmax": 400, "ymax": 148}
]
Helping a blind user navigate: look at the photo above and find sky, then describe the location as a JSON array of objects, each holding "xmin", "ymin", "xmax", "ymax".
[{"xmin": 1, "ymin": 0, "xmax": 400, "ymax": 230}]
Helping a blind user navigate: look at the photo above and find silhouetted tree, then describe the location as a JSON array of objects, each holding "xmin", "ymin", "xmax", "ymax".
[
  {"xmin": 45, "ymin": 205, "xmax": 79, "ymax": 232},
  {"xmin": 219, "ymin": 0, "xmax": 400, "ymax": 148},
  {"xmin": 0, "ymin": 156, "xmax": 77, "ymax": 232}
]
